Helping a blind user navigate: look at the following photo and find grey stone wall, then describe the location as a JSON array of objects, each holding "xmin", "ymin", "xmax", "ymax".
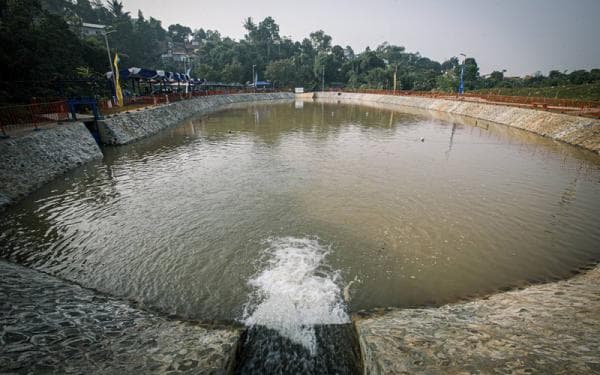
[
  {"xmin": 99, "ymin": 92, "xmax": 295, "ymax": 145},
  {"xmin": 0, "ymin": 122, "xmax": 103, "ymax": 210},
  {"xmin": 355, "ymin": 265, "xmax": 600, "ymax": 374},
  {"xmin": 313, "ymin": 92, "xmax": 600, "ymax": 154},
  {"xmin": 0, "ymin": 260, "xmax": 241, "ymax": 374}
]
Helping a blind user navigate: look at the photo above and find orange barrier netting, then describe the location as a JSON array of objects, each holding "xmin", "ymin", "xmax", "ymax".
[
  {"xmin": 333, "ymin": 89, "xmax": 600, "ymax": 109},
  {"xmin": 0, "ymin": 101, "xmax": 69, "ymax": 135}
]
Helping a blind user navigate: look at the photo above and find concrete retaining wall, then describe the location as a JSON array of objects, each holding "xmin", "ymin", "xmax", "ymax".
[
  {"xmin": 99, "ymin": 92, "xmax": 295, "ymax": 145},
  {"xmin": 0, "ymin": 122, "xmax": 102, "ymax": 210},
  {"xmin": 313, "ymin": 92, "xmax": 600, "ymax": 154}
]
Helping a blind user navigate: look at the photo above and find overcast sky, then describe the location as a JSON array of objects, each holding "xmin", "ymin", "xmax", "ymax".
[{"xmin": 121, "ymin": 0, "xmax": 600, "ymax": 76}]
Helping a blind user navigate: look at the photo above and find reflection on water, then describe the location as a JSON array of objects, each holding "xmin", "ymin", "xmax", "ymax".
[{"xmin": 1, "ymin": 101, "xmax": 599, "ymax": 323}]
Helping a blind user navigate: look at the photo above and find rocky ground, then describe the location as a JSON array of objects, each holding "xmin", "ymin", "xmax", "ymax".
[
  {"xmin": 355, "ymin": 265, "xmax": 600, "ymax": 374},
  {"xmin": 0, "ymin": 261, "xmax": 241, "ymax": 374}
]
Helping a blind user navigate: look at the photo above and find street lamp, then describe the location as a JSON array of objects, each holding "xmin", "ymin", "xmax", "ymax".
[
  {"xmin": 458, "ymin": 53, "xmax": 466, "ymax": 95},
  {"xmin": 322, "ymin": 65, "xmax": 325, "ymax": 92},
  {"xmin": 393, "ymin": 64, "xmax": 398, "ymax": 94},
  {"xmin": 252, "ymin": 64, "xmax": 256, "ymax": 93},
  {"xmin": 102, "ymin": 28, "xmax": 117, "ymax": 102}
]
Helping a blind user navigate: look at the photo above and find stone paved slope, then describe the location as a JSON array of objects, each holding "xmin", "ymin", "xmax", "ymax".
[
  {"xmin": 355, "ymin": 266, "xmax": 600, "ymax": 374},
  {"xmin": 0, "ymin": 261, "xmax": 241, "ymax": 374},
  {"xmin": 314, "ymin": 92, "xmax": 600, "ymax": 154},
  {"xmin": 100, "ymin": 93, "xmax": 294, "ymax": 144},
  {"xmin": 0, "ymin": 122, "xmax": 102, "ymax": 210}
]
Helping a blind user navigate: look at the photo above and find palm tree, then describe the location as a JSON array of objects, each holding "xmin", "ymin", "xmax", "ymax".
[{"xmin": 107, "ymin": 0, "xmax": 129, "ymax": 18}]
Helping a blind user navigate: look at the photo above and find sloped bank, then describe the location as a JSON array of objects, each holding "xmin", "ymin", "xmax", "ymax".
[
  {"xmin": 99, "ymin": 92, "xmax": 294, "ymax": 145},
  {"xmin": 0, "ymin": 122, "xmax": 102, "ymax": 210},
  {"xmin": 0, "ymin": 260, "xmax": 241, "ymax": 374},
  {"xmin": 355, "ymin": 265, "xmax": 600, "ymax": 374},
  {"xmin": 313, "ymin": 92, "xmax": 600, "ymax": 154}
]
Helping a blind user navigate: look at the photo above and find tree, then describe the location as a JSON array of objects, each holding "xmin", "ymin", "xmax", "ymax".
[
  {"xmin": 359, "ymin": 51, "xmax": 385, "ymax": 72},
  {"xmin": 0, "ymin": 0, "xmax": 107, "ymax": 102},
  {"xmin": 568, "ymin": 70, "xmax": 591, "ymax": 85},
  {"xmin": 365, "ymin": 68, "xmax": 388, "ymax": 88},
  {"xmin": 344, "ymin": 45, "xmax": 355, "ymax": 60},
  {"xmin": 5, "ymin": 5, "xmax": 596, "ymax": 102},
  {"xmin": 107, "ymin": 0, "xmax": 127, "ymax": 18},
  {"xmin": 309, "ymin": 30, "xmax": 332, "ymax": 53},
  {"xmin": 441, "ymin": 57, "xmax": 459, "ymax": 72},
  {"xmin": 454, "ymin": 57, "xmax": 480, "ymax": 90},
  {"xmin": 376, "ymin": 42, "xmax": 405, "ymax": 64},
  {"xmin": 168, "ymin": 23, "xmax": 192, "ymax": 43},
  {"xmin": 221, "ymin": 61, "xmax": 243, "ymax": 83},
  {"xmin": 265, "ymin": 58, "xmax": 297, "ymax": 87},
  {"xmin": 436, "ymin": 72, "xmax": 457, "ymax": 92}
]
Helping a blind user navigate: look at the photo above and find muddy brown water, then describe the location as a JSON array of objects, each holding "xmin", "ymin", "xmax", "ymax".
[{"xmin": 1, "ymin": 101, "xmax": 599, "ymax": 355}]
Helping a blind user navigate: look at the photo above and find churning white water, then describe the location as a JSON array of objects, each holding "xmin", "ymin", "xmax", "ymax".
[{"xmin": 242, "ymin": 237, "xmax": 349, "ymax": 355}]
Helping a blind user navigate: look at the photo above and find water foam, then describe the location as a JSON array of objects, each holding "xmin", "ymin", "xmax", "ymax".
[{"xmin": 242, "ymin": 237, "xmax": 349, "ymax": 355}]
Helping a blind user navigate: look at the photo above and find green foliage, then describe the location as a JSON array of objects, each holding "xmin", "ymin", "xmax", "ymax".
[
  {"xmin": 265, "ymin": 58, "xmax": 297, "ymax": 87},
  {"xmin": 309, "ymin": 30, "xmax": 331, "ymax": 53},
  {"xmin": 168, "ymin": 23, "xmax": 192, "ymax": 43},
  {"xmin": 0, "ymin": 0, "xmax": 108, "ymax": 102},
  {"xmin": 1, "ymin": 2, "xmax": 599, "ymax": 103},
  {"xmin": 472, "ymin": 83, "xmax": 600, "ymax": 101},
  {"xmin": 436, "ymin": 73, "xmax": 457, "ymax": 92}
]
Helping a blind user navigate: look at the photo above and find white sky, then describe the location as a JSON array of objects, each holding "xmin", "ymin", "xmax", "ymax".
[{"xmin": 122, "ymin": 0, "xmax": 600, "ymax": 76}]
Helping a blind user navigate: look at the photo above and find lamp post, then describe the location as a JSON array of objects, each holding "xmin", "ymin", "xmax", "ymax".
[
  {"xmin": 393, "ymin": 64, "xmax": 398, "ymax": 94},
  {"xmin": 321, "ymin": 65, "xmax": 325, "ymax": 92},
  {"xmin": 458, "ymin": 53, "xmax": 466, "ymax": 96},
  {"xmin": 103, "ymin": 28, "xmax": 117, "ymax": 103},
  {"xmin": 252, "ymin": 64, "xmax": 256, "ymax": 93}
]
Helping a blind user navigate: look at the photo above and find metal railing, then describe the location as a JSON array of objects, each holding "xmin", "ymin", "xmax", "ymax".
[
  {"xmin": 0, "ymin": 88, "xmax": 279, "ymax": 135},
  {"xmin": 96, "ymin": 89, "xmax": 274, "ymax": 113}
]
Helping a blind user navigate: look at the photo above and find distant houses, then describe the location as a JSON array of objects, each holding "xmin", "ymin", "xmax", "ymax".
[
  {"xmin": 77, "ymin": 22, "xmax": 107, "ymax": 38},
  {"xmin": 161, "ymin": 41, "xmax": 194, "ymax": 64}
]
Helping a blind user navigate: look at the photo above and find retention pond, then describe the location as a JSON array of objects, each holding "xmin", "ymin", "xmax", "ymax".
[{"xmin": 1, "ymin": 100, "xmax": 600, "ymax": 371}]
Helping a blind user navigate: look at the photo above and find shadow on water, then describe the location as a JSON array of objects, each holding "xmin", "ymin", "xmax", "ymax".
[{"xmin": 235, "ymin": 324, "xmax": 362, "ymax": 374}]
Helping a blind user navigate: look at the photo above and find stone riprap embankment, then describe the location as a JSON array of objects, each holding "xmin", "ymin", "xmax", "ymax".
[
  {"xmin": 313, "ymin": 92, "xmax": 600, "ymax": 154},
  {"xmin": 355, "ymin": 266, "xmax": 600, "ymax": 374},
  {"xmin": 0, "ymin": 122, "xmax": 102, "ymax": 210},
  {"xmin": 0, "ymin": 260, "xmax": 241, "ymax": 374},
  {"xmin": 99, "ymin": 92, "xmax": 294, "ymax": 144}
]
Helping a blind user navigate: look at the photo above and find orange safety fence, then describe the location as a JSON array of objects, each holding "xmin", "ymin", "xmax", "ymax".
[
  {"xmin": 332, "ymin": 88, "xmax": 600, "ymax": 110},
  {"xmin": 96, "ymin": 89, "xmax": 268, "ymax": 113},
  {"xmin": 0, "ymin": 101, "xmax": 69, "ymax": 135}
]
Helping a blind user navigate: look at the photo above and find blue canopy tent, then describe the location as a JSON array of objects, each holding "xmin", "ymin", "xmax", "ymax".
[
  {"xmin": 104, "ymin": 66, "xmax": 252, "ymax": 96},
  {"xmin": 248, "ymin": 80, "xmax": 272, "ymax": 89},
  {"xmin": 105, "ymin": 67, "xmax": 199, "ymax": 96}
]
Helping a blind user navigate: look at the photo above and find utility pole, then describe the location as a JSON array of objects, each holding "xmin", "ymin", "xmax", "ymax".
[
  {"xmin": 103, "ymin": 29, "xmax": 117, "ymax": 103},
  {"xmin": 393, "ymin": 64, "xmax": 398, "ymax": 94},
  {"xmin": 458, "ymin": 53, "xmax": 466, "ymax": 96},
  {"xmin": 252, "ymin": 64, "xmax": 256, "ymax": 93},
  {"xmin": 322, "ymin": 65, "xmax": 325, "ymax": 92}
]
